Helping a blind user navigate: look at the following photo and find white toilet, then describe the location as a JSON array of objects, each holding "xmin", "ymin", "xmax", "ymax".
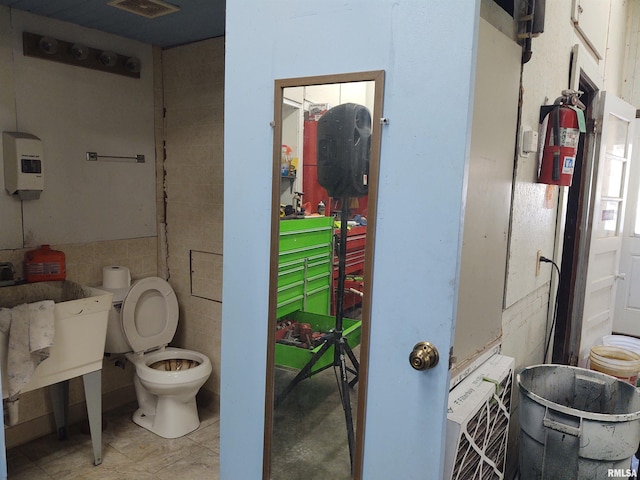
[{"xmin": 103, "ymin": 276, "xmax": 212, "ymax": 439}]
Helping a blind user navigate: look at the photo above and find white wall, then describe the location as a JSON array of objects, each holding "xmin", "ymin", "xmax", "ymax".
[
  {"xmin": 622, "ymin": 0, "xmax": 640, "ymax": 106},
  {"xmin": 0, "ymin": 8, "xmax": 156, "ymax": 249},
  {"xmin": 0, "ymin": 8, "xmax": 22, "ymax": 249},
  {"xmin": 505, "ymin": 0, "xmax": 577, "ymax": 307},
  {"xmin": 161, "ymin": 37, "xmax": 224, "ymax": 403},
  {"xmin": 453, "ymin": 16, "xmax": 521, "ymax": 366},
  {"xmin": 0, "ymin": 7, "xmax": 160, "ymax": 446},
  {"xmin": 497, "ymin": 1, "xmax": 632, "ymax": 476},
  {"xmin": 506, "ymin": 1, "xmax": 628, "ymax": 308},
  {"xmin": 501, "ymin": 0, "xmax": 631, "ymax": 368}
]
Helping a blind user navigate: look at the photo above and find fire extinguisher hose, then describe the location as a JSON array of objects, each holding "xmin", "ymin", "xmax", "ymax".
[{"xmin": 552, "ymin": 106, "xmax": 561, "ymax": 181}]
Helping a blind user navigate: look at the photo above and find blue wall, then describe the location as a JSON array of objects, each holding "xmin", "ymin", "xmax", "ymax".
[{"xmin": 222, "ymin": 1, "xmax": 480, "ymax": 478}]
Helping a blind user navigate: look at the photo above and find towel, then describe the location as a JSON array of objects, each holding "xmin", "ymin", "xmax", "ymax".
[{"xmin": 0, "ymin": 300, "xmax": 55, "ymax": 399}]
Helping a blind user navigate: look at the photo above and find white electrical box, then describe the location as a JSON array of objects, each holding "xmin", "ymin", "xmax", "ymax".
[
  {"xmin": 3, "ymin": 131, "xmax": 44, "ymax": 200},
  {"xmin": 520, "ymin": 128, "xmax": 539, "ymax": 156}
]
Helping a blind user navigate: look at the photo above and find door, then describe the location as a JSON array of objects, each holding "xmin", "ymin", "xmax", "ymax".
[
  {"xmin": 575, "ymin": 92, "xmax": 635, "ymax": 366},
  {"xmin": 220, "ymin": 2, "xmax": 481, "ymax": 479},
  {"xmin": 614, "ymin": 115, "xmax": 640, "ymax": 335}
]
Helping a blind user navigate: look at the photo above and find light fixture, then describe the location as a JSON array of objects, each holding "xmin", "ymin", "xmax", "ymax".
[
  {"xmin": 70, "ymin": 43, "xmax": 89, "ymax": 61},
  {"xmin": 37, "ymin": 36, "xmax": 58, "ymax": 55},
  {"xmin": 125, "ymin": 57, "xmax": 141, "ymax": 74},
  {"xmin": 23, "ymin": 32, "xmax": 140, "ymax": 79},
  {"xmin": 99, "ymin": 51, "xmax": 118, "ymax": 67}
]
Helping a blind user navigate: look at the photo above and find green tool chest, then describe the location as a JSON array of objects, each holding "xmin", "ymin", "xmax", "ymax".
[
  {"xmin": 275, "ymin": 310, "xmax": 361, "ymax": 373},
  {"xmin": 275, "ymin": 217, "xmax": 362, "ymax": 371},
  {"xmin": 277, "ymin": 217, "xmax": 333, "ymax": 318}
]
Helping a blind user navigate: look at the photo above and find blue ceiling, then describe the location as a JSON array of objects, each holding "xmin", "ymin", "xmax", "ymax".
[{"xmin": 0, "ymin": 0, "xmax": 225, "ymax": 48}]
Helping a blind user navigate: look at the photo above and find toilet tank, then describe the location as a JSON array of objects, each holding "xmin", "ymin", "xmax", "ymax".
[{"xmin": 102, "ymin": 286, "xmax": 132, "ymax": 354}]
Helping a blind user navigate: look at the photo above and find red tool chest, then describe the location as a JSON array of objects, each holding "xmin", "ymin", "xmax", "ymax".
[{"xmin": 332, "ymin": 225, "xmax": 366, "ymax": 314}]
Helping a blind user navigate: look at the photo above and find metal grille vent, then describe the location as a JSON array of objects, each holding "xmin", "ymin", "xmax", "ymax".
[
  {"xmin": 445, "ymin": 354, "xmax": 514, "ymax": 480},
  {"xmin": 450, "ymin": 374, "xmax": 512, "ymax": 479},
  {"xmin": 107, "ymin": 0, "xmax": 179, "ymax": 19}
]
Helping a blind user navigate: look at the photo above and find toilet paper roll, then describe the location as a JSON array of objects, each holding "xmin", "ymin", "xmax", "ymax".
[{"xmin": 102, "ymin": 266, "xmax": 131, "ymax": 289}]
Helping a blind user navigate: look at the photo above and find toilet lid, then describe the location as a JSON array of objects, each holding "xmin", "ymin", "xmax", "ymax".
[{"xmin": 121, "ymin": 277, "xmax": 179, "ymax": 353}]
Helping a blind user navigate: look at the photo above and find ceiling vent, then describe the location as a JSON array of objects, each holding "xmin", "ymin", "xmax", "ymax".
[{"xmin": 107, "ymin": 0, "xmax": 180, "ymax": 19}]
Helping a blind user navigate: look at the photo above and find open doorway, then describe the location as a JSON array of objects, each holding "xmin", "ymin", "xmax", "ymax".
[
  {"xmin": 613, "ymin": 110, "xmax": 640, "ymax": 335},
  {"xmin": 552, "ymin": 75, "xmax": 636, "ymax": 365}
]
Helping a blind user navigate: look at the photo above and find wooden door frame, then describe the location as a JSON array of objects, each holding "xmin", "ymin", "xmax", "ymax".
[{"xmin": 552, "ymin": 76, "xmax": 597, "ymax": 365}]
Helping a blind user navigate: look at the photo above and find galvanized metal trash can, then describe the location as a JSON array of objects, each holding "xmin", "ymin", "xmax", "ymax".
[{"xmin": 518, "ymin": 364, "xmax": 640, "ymax": 479}]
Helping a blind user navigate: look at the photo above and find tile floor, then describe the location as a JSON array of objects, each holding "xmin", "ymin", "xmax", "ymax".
[
  {"xmin": 6, "ymin": 402, "xmax": 220, "ymax": 480},
  {"xmin": 6, "ymin": 313, "xmax": 361, "ymax": 480},
  {"xmin": 6, "ymin": 365, "xmax": 356, "ymax": 480}
]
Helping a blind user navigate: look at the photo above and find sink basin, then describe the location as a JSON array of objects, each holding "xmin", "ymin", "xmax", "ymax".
[{"xmin": 0, "ymin": 281, "xmax": 112, "ymax": 395}]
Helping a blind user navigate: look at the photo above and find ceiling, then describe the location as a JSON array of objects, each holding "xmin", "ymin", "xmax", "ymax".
[{"xmin": 0, "ymin": 0, "xmax": 225, "ymax": 48}]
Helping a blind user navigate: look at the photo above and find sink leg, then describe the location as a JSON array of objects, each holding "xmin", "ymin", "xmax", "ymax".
[
  {"xmin": 83, "ymin": 370, "xmax": 102, "ymax": 466},
  {"xmin": 50, "ymin": 381, "xmax": 69, "ymax": 440}
]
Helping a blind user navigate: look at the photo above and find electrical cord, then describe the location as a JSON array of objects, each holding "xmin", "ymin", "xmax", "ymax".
[
  {"xmin": 540, "ymin": 256, "xmax": 560, "ymax": 276},
  {"xmin": 540, "ymin": 256, "xmax": 561, "ymax": 362}
]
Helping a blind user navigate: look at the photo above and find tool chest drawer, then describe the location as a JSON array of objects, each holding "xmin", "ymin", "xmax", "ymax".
[
  {"xmin": 332, "ymin": 224, "xmax": 366, "ymax": 314},
  {"xmin": 277, "ymin": 217, "xmax": 333, "ymax": 318},
  {"xmin": 274, "ymin": 310, "xmax": 361, "ymax": 371}
]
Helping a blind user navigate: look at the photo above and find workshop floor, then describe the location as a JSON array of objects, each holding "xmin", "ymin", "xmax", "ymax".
[
  {"xmin": 7, "ymin": 303, "xmax": 362, "ymax": 480},
  {"xmin": 6, "ymin": 357, "xmax": 358, "ymax": 480},
  {"xmin": 270, "ymin": 309, "xmax": 362, "ymax": 480},
  {"xmin": 6, "ymin": 401, "xmax": 220, "ymax": 480},
  {"xmin": 271, "ymin": 355, "xmax": 359, "ymax": 480}
]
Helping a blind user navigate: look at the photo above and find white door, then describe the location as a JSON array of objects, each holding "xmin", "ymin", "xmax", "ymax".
[
  {"xmin": 614, "ymin": 117, "xmax": 640, "ymax": 335},
  {"xmin": 577, "ymin": 92, "xmax": 635, "ymax": 366}
]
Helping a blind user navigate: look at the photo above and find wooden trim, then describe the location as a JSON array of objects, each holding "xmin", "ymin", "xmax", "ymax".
[
  {"xmin": 262, "ymin": 78, "xmax": 285, "ymax": 480},
  {"xmin": 352, "ymin": 68, "xmax": 384, "ymax": 480}
]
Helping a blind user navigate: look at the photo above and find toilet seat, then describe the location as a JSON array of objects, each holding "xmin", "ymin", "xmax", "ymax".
[
  {"xmin": 121, "ymin": 277, "xmax": 179, "ymax": 354},
  {"xmin": 127, "ymin": 347, "xmax": 212, "ymax": 385}
]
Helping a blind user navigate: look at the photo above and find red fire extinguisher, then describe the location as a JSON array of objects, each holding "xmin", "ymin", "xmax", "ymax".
[{"xmin": 538, "ymin": 90, "xmax": 585, "ymax": 187}]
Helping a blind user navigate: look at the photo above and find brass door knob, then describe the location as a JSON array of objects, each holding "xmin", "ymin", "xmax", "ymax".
[{"xmin": 409, "ymin": 342, "xmax": 439, "ymax": 370}]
